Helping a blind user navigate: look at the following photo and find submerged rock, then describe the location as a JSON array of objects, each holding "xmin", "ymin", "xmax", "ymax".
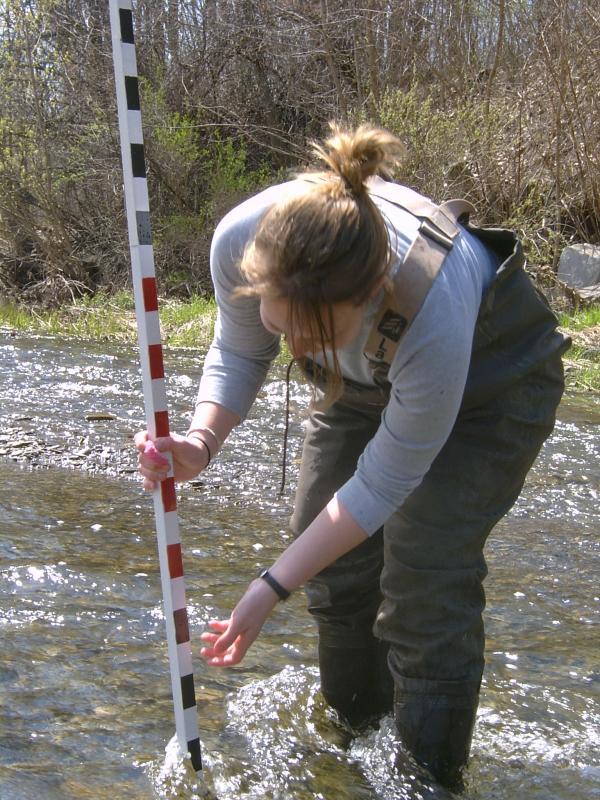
[{"xmin": 85, "ymin": 411, "xmax": 117, "ymax": 421}]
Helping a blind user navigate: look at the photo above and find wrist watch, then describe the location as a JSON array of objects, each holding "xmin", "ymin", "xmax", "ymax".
[{"xmin": 258, "ymin": 568, "xmax": 290, "ymax": 601}]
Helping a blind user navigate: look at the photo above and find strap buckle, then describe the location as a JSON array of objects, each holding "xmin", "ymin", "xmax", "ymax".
[{"xmin": 419, "ymin": 219, "xmax": 454, "ymax": 250}]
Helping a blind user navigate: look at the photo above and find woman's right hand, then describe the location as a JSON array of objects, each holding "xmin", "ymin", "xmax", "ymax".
[{"xmin": 134, "ymin": 430, "xmax": 210, "ymax": 491}]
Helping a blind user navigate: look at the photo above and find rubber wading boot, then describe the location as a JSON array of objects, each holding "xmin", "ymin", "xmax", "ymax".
[
  {"xmin": 394, "ymin": 694, "xmax": 478, "ymax": 791},
  {"xmin": 319, "ymin": 640, "xmax": 394, "ymax": 730}
]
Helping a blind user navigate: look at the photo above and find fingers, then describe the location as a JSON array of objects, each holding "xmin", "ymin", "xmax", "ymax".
[
  {"xmin": 200, "ymin": 619, "xmax": 236, "ymax": 653},
  {"xmin": 202, "ymin": 619, "xmax": 230, "ymax": 636},
  {"xmin": 144, "ymin": 440, "xmax": 169, "ymax": 465},
  {"xmin": 134, "ymin": 430, "xmax": 149, "ymax": 451},
  {"xmin": 200, "ymin": 619, "xmax": 251, "ymax": 667},
  {"xmin": 205, "ymin": 650, "xmax": 244, "ymax": 667},
  {"xmin": 200, "ymin": 639, "xmax": 247, "ymax": 667},
  {"xmin": 134, "ymin": 431, "xmax": 173, "ymax": 454},
  {"xmin": 138, "ymin": 457, "xmax": 168, "ymax": 489},
  {"xmin": 199, "ymin": 582, "xmax": 278, "ymax": 667},
  {"xmin": 135, "ymin": 432, "xmax": 172, "ymax": 491},
  {"xmin": 153, "ymin": 436, "xmax": 175, "ymax": 453}
]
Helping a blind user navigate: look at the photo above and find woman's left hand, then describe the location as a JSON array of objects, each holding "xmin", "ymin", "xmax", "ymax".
[{"xmin": 200, "ymin": 578, "xmax": 280, "ymax": 667}]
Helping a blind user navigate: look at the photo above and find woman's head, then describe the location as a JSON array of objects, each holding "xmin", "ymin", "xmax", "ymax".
[{"xmin": 239, "ymin": 123, "xmax": 405, "ymax": 400}]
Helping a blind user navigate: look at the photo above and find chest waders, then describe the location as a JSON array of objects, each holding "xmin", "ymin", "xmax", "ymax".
[{"xmin": 289, "ymin": 177, "xmax": 570, "ymax": 789}]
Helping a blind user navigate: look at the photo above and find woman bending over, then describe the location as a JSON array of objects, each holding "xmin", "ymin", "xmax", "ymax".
[{"xmin": 136, "ymin": 124, "xmax": 569, "ymax": 788}]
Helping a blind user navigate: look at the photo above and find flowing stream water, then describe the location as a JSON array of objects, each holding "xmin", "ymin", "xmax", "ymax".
[{"xmin": 0, "ymin": 331, "xmax": 599, "ymax": 800}]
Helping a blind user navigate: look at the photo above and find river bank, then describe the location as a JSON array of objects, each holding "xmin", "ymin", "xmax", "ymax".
[
  {"xmin": 1, "ymin": 294, "xmax": 600, "ymax": 393},
  {"xmin": 0, "ymin": 319, "xmax": 599, "ymax": 480},
  {"xmin": 0, "ymin": 292, "xmax": 217, "ymax": 349}
]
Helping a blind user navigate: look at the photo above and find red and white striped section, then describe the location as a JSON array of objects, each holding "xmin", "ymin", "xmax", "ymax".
[{"xmin": 108, "ymin": 0, "xmax": 201, "ymax": 771}]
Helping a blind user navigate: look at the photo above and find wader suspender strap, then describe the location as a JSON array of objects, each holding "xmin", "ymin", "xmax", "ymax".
[{"xmin": 363, "ymin": 176, "xmax": 476, "ymax": 381}]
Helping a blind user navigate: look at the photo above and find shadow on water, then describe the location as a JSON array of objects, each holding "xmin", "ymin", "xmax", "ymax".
[{"xmin": 0, "ymin": 333, "xmax": 599, "ymax": 799}]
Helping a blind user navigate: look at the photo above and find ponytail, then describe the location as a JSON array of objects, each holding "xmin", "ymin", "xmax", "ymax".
[{"xmin": 309, "ymin": 122, "xmax": 405, "ymax": 197}]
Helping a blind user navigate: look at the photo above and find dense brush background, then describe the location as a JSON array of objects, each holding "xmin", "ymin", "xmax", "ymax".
[{"xmin": 1, "ymin": 0, "xmax": 598, "ymax": 305}]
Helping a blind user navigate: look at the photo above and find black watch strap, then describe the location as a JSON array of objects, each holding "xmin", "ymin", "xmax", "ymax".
[{"xmin": 258, "ymin": 568, "xmax": 290, "ymax": 601}]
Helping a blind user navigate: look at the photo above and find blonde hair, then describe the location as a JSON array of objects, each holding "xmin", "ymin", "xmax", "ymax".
[{"xmin": 239, "ymin": 122, "xmax": 405, "ymax": 405}]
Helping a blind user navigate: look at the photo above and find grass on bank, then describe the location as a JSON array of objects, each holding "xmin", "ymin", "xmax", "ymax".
[
  {"xmin": 0, "ymin": 291, "xmax": 217, "ymax": 349},
  {"xmin": 559, "ymin": 305, "xmax": 600, "ymax": 394},
  {"xmin": 558, "ymin": 305, "xmax": 600, "ymax": 331},
  {"xmin": 1, "ymin": 295, "xmax": 599, "ymax": 393}
]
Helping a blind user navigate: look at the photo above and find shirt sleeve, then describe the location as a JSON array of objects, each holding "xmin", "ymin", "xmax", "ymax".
[{"xmin": 196, "ymin": 197, "xmax": 281, "ymax": 420}]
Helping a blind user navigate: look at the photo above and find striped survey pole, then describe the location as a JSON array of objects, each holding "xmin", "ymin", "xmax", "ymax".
[{"xmin": 108, "ymin": 0, "xmax": 202, "ymax": 771}]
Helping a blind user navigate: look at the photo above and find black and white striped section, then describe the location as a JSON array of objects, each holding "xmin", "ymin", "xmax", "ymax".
[{"xmin": 108, "ymin": 0, "xmax": 201, "ymax": 772}]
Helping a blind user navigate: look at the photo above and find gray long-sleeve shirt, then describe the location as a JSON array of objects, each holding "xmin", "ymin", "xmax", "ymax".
[{"xmin": 197, "ymin": 181, "xmax": 498, "ymax": 534}]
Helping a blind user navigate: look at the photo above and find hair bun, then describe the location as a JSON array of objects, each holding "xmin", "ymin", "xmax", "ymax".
[{"xmin": 311, "ymin": 123, "xmax": 405, "ymax": 195}]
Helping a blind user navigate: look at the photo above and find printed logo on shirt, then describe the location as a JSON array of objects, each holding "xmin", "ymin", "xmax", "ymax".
[{"xmin": 377, "ymin": 309, "xmax": 407, "ymax": 342}]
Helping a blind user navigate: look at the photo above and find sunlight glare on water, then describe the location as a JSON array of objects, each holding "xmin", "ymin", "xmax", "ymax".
[
  {"xmin": 1, "ymin": 333, "xmax": 599, "ymax": 799},
  {"xmin": 145, "ymin": 736, "xmax": 217, "ymax": 800}
]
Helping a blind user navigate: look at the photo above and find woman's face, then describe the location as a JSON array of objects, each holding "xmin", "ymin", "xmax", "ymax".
[{"xmin": 259, "ymin": 295, "xmax": 364, "ymax": 358}]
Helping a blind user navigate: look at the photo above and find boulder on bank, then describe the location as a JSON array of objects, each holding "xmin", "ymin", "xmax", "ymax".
[{"xmin": 558, "ymin": 244, "xmax": 600, "ymax": 289}]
